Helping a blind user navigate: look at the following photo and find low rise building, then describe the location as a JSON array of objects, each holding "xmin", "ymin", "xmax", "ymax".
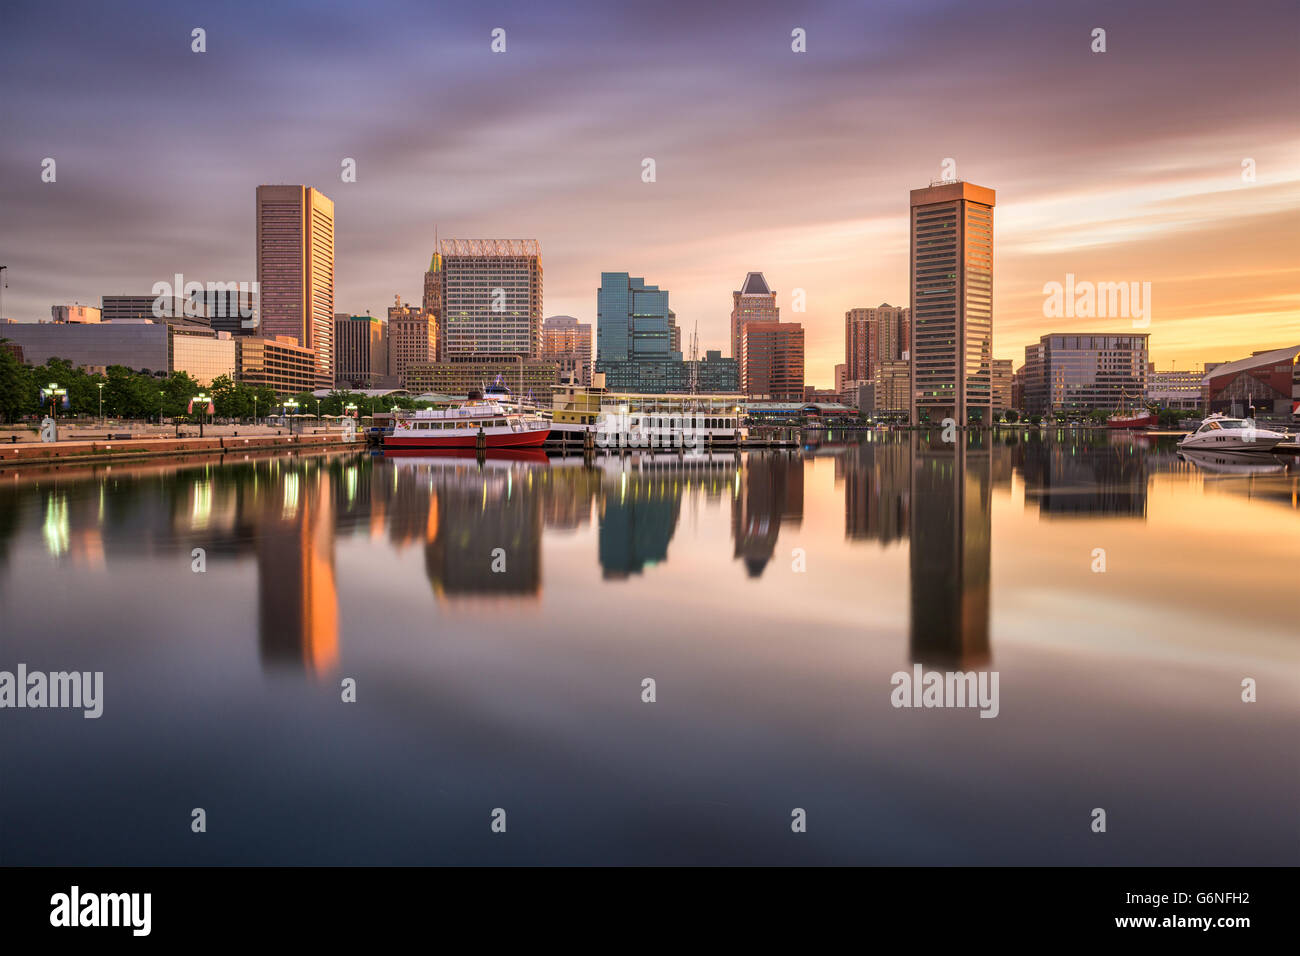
[{"xmin": 236, "ymin": 335, "xmax": 318, "ymax": 394}]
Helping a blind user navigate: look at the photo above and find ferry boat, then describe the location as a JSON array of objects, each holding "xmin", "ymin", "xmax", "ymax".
[
  {"xmin": 384, "ymin": 390, "xmax": 550, "ymax": 450},
  {"xmin": 547, "ymin": 375, "xmax": 746, "ymax": 447}
]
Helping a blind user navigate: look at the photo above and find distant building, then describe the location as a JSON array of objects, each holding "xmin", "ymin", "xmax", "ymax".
[
  {"xmin": 236, "ymin": 335, "xmax": 318, "ymax": 395},
  {"xmin": 51, "ymin": 304, "xmax": 101, "ymax": 324},
  {"xmin": 403, "ymin": 355, "xmax": 560, "ymax": 403},
  {"xmin": 203, "ymin": 288, "xmax": 258, "ymax": 336},
  {"xmin": 1020, "ymin": 333, "xmax": 1150, "ymax": 417},
  {"xmin": 741, "ymin": 320, "xmax": 804, "ymax": 400},
  {"xmin": 873, "ymin": 360, "xmax": 911, "ymax": 416},
  {"xmin": 1200, "ymin": 345, "xmax": 1300, "ymax": 416},
  {"xmin": 1146, "ymin": 367, "xmax": 1203, "ymax": 411},
  {"xmin": 256, "ymin": 184, "xmax": 335, "ymax": 387},
  {"xmin": 102, "ymin": 294, "xmax": 202, "ymax": 324},
  {"xmin": 991, "ymin": 358, "xmax": 1013, "ymax": 417},
  {"xmin": 542, "ymin": 314, "xmax": 593, "ymax": 385},
  {"xmin": 596, "ymin": 272, "xmax": 685, "ymax": 393},
  {"xmin": 693, "ymin": 350, "xmax": 739, "ymax": 393},
  {"xmin": 422, "ymin": 248, "xmax": 443, "ymax": 345},
  {"xmin": 845, "ymin": 303, "xmax": 910, "ymax": 383},
  {"xmin": 834, "ymin": 363, "xmax": 848, "ymax": 395},
  {"xmin": 731, "ymin": 272, "xmax": 779, "ymax": 365},
  {"xmin": 334, "ymin": 313, "xmax": 389, "ymax": 388},
  {"xmin": 910, "ymin": 181, "xmax": 995, "ymax": 424},
  {"xmin": 438, "ymin": 239, "xmax": 542, "ymax": 357},
  {"xmin": 0, "ymin": 317, "xmax": 234, "ymax": 384},
  {"xmin": 387, "ymin": 296, "xmax": 436, "ymax": 389}
]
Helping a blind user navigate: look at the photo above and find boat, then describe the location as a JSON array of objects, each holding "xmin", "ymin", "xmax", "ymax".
[
  {"xmin": 383, "ymin": 390, "xmax": 550, "ymax": 450},
  {"xmin": 546, "ymin": 374, "xmax": 747, "ymax": 448},
  {"xmin": 1176, "ymin": 414, "xmax": 1290, "ymax": 452},
  {"xmin": 1107, "ymin": 390, "xmax": 1157, "ymax": 429}
]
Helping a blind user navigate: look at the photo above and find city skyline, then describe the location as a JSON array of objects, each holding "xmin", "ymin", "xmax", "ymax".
[{"xmin": 1, "ymin": 0, "xmax": 1297, "ymax": 387}]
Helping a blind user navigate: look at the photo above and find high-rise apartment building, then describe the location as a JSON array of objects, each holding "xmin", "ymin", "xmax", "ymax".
[
  {"xmin": 741, "ymin": 321, "xmax": 804, "ymax": 400},
  {"xmin": 991, "ymin": 358, "xmax": 1014, "ymax": 417},
  {"xmin": 845, "ymin": 303, "xmax": 911, "ymax": 383},
  {"xmin": 438, "ymin": 239, "xmax": 542, "ymax": 357},
  {"xmin": 387, "ymin": 296, "xmax": 436, "ymax": 389},
  {"xmin": 542, "ymin": 314, "xmax": 593, "ymax": 385},
  {"xmin": 334, "ymin": 313, "xmax": 389, "ymax": 388},
  {"xmin": 256, "ymin": 185, "xmax": 335, "ymax": 387},
  {"xmin": 909, "ymin": 181, "xmax": 995, "ymax": 424},
  {"xmin": 731, "ymin": 272, "xmax": 779, "ymax": 362}
]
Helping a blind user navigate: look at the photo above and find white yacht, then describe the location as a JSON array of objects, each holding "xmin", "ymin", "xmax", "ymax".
[{"xmin": 1177, "ymin": 414, "xmax": 1290, "ymax": 452}]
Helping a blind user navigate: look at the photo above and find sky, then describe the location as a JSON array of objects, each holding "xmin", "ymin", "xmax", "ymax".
[{"xmin": 1, "ymin": 0, "xmax": 1297, "ymax": 385}]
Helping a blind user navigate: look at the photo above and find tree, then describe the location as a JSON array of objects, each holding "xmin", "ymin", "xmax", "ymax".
[
  {"xmin": 0, "ymin": 341, "xmax": 35, "ymax": 422},
  {"xmin": 1004, "ymin": 408, "xmax": 1019, "ymax": 424}
]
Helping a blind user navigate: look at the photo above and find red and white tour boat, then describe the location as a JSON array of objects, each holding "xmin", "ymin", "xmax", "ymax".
[{"xmin": 384, "ymin": 391, "xmax": 550, "ymax": 450}]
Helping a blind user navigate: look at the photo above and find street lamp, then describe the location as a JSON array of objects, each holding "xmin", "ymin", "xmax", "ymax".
[
  {"xmin": 284, "ymin": 398, "xmax": 299, "ymax": 434},
  {"xmin": 191, "ymin": 392, "xmax": 212, "ymax": 438},
  {"xmin": 97, "ymin": 381, "xmax": 104, "ymax": 425},
  {"xmin": 39, "ymin": 382, "xmax": 67, "ymax": 418}
]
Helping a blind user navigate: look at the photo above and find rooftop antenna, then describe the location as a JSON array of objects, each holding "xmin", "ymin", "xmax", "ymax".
[{"xmin": 0, "ymin": 265, "xmax": 7, "ymax": 321}]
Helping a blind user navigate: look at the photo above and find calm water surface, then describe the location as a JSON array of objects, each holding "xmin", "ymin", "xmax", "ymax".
[{"xmin": 2, "ymin": 432, "xmax": 1297, "ymax": 864}]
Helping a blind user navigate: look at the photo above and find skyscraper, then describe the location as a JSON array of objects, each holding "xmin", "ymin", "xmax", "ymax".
[
  {"xmin": 387, "ymin": 295, "xmax": 436, "ymax": 389},
  {"xmin": 845, "ymin": 303, "xmax": 910, "ymax": 383},
  {"xmin": 909, "ymin": 181, "xmax": 995, "ymax": 424},
  {"xmin": 595, "ymin": 272, "xmax": 686, "ymax": 392},
  {"xmin": 731, "ymin": 272, "xmax": 779, "ymax": 376},
  {"xmin": 334, "ymin": 313, "xmax": 388, "ymax": 388},
  {"xmin": 256, "ymin": 185, "xmax": 335, "ymax": 387},
  {"xmin": 438, "ymin": 239, "xmax": 542, "ymax": 357},
  {"xmin": 741, "ymin": 320, "xmax": 804, "ymax": 400},
  {"xmin": 422, "ymin": 247, "xmax": 443, "ymax": 353}
]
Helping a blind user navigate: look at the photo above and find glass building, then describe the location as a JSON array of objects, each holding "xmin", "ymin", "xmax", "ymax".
[
  {"xmin": 596, "ymin": 272, "xmax": 687, "ymax": 393},
  {"xmin": 1021, "ymin": 333, "xmax": 1150, "ymax": 417}
]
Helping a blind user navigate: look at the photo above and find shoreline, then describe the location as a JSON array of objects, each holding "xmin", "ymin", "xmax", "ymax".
[{"xmin": 0, "ymin": 433, "xmax": 361, "ymax": 468}]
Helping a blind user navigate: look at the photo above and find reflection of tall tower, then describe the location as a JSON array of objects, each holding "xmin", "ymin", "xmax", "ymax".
[
  {"xmin": 257, "ymin": 466, "xmax": 339, "ymax": 674},
  {"xmin": 598, "ymin": 464, "xmax": 681, "ymax": 579},
  {"xmin": 909, "ymin": 433, "xmax": 991, "ymax": 666},
  {"xmin": 732, "ymin": 452, "xmax": 804, "ymax": 577},
  {"xmin": 842, "ymin": 438, "xmax": 910, "ymax": 544}
]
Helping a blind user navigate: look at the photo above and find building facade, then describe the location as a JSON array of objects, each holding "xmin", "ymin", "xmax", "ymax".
[
  {"xmin": 1200, "ymin": 345, "xmax": 1300, "ymax": 416},
  {"xmin": 991, "ymin": 358, "xmax": 1013, "ymax": 417},
  {"xmin": 51, "ymin": 304, "xmax": 101, "ymax": 324},
  {"xmin": 1020, "ymin": 333, "xmax": 1150, "ymax": 417},
  {"xmin": 386, "ymin": 296, "xmax": 436, "ymax": 389},
  {"xmin": 909, "ymin": 182, "xmax": 995, "ymax": 424},
  {"xmin": 236, "ymin": 335, "xmax": 319, "ymax": 395},
  {"xmin": 595, "ymin": 272, "xmax": 686, "ymax": 392},
  {"xmin": 731, "ymin": 272, "xmax": 779, "ymax": 365},
  {"xmin": 741, "ymin": 320, "xmax": 804, "ymax": 400},
  {"xmin": 438, "ymin": 239, "xmax": 542, "ymax": 357},
  {"xmin": 845, "ymin": 303, "xmax": 910, "ymax": 384},
  {"xmin": 334, "ymin": 313, "xmax": 389, "ymax": 388},
  {"xmin": 1146, "ymin": 367, "xmax": 1204, "ymax": 411},
  {"xmin": 255, "ymin": 184, "xmax": 335, "ymax": 387},
  {"xmin": 0, "ymin": 318, "xmax": 233, "ymax": 384},
  {"xmin": 102, "ymin": 295, "xmax": 199, "ymax": 324},
  {"xmin": 873, "ymin": 359, "xmax": 911, "ymax": 416},
  {"xmin": 403, "ymin": 355, "xmax": 560, "ymax": 403},
  {"xmin": 542, "ymin": 314, "xmax": 593, "ymax": 385}
]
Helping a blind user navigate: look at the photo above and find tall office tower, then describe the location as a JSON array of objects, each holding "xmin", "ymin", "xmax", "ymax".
[
  {"xmin": 741, "ymin": 320, "xmax": 804, "ymax": 400},
  {"xmin": 387, "ymin": 296, "xmax": 436, "ymax": 389},
  {"xmin": 909, "ymin": 181, "xmax": 995, "ymax": 424},
  {"xmin": 845, "ymin": 303, "xmax": 911, "ymax": 383},
  {"xmin": 596, "ymin": 272, "xmax": 691, "ymax": 391},
  {"xmin": 542, "ymin": 314, "xmax": 593, "ymax": 385},
  {"xmin": 438, "ymin": 239, "xmax": 542, "ymax": 357},
  {"xmin": 334, "ymin": 313, "xmax": 388, "ymax": 388},
  {"xmin": 422, "ymin": 247, "xmax": 444, "ymax": 355},
  {"xmin": 731, "ymin": 272, "xmax": 779, "ymax": 369},
  {"xmin": 256, "ymin": 185, "xmax": 335, "ymax": 387}
]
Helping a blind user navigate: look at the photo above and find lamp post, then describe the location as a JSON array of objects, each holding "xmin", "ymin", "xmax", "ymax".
[
  {"xmin": 97, "ymin": 381, "xmax": 104, "ymax": 425},
  {"xmin": 284, "ymin": 398, "xmax": 299, "ymax": 435},
  {"xmin": 192, "ymin": 392, "xmax": 212, "ymax": 438},
  {"xmin": 253, "ymin": 393, "xmax": 258, "ymax": 426},
  {"xmin": 39, "ymin": 382, "xmax": 67, "ymax": 428},
  {"xmin": 159, "ymin": 390, "xmax": 165, "ymax": 426}
]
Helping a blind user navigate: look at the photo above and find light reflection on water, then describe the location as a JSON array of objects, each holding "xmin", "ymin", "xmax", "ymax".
[{"xmin": 0, "ymin": 432, "xmax": 1296, "ymax": 865}]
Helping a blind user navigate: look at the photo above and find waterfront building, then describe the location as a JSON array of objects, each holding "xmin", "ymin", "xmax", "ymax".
[
  {"xmin": 1146, "ymin": 367, "xmax": 1203, "ymax": 411},
  {"xmin": 334, "ymin": 313, "xmax": 389, "ymax": 388},
  {"xmin": 1200, "ymin": 345, "xmax": 1300, "ymax": 416},
  {"xmin": 873, "ymin": 359, "xmax": 911, "ymax": 417},
  {"xmin": 991, "ymin": 358, "xmax": 1014, "ymax": 418},
  {"xmin": 402, "ymin": 354, "xmax": 560, "ymax": 403},
  {"xmin": 731, "ymin": 272, "xmax": 779, "ymax": 366},
  {"xmin": 255, "ymin": 184, "xmax": 335, "ymax": 387},
  {"xmin": 387, "ymin": 296, "xmax": 436, "ymax": 389},
  {"xmin": 235, "ymin": 335, "xmax": 319, "ymax": 394},
  {"xmin": 51, "ymin": 304, "xmax": 101, "ymax": 324},
  {"xmin": 0, "ymin": 317, "xmax": 234, "ymax": 384},
  {"xmin": 845, "ymin": 303, "xmax": 910, "ymax": 384},
  {"xmin": 1019, "ymin": 333, "xmax": 1150, "ymax": 417},
  {"xmin": 595, "ymin": 272, "xmax": 687, "ymax": 393},
  {"xmin": 542, "ymin": 314, "xmax": 593, "ymax": 385},
  {"xmin": 741, "ymin": 320, "xmax": 803, "ymax": 400},
  {"xmin": 438, "ymin": 239, "xmax": 542, "ymax": 357},
  {"xmin": 909, "ymin": 181, "xmax": 995, "ymax": 424}
]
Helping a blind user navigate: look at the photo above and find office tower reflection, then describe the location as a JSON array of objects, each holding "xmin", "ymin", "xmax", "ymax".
[
  {"xmin": 598, "ymin": 455, "xmax": 683, "ymax": 578},
  {"xmin": 1016, "ymin": 432, "xmax": 1148, "ymax": 517},
  {"xmin": 256, "ymin": 462, "xmax": 339, "ymax": 674},
  {"xmin": 732, "ymin": 451, "xmax": 804, "ymax": 577},
  {"xmin": 840, "ymin": 438, "xmax": 909, "ymax": 545},
  {"xmin": 909, "ymin": 432, "xmax": 992, "ymax": 667}
]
